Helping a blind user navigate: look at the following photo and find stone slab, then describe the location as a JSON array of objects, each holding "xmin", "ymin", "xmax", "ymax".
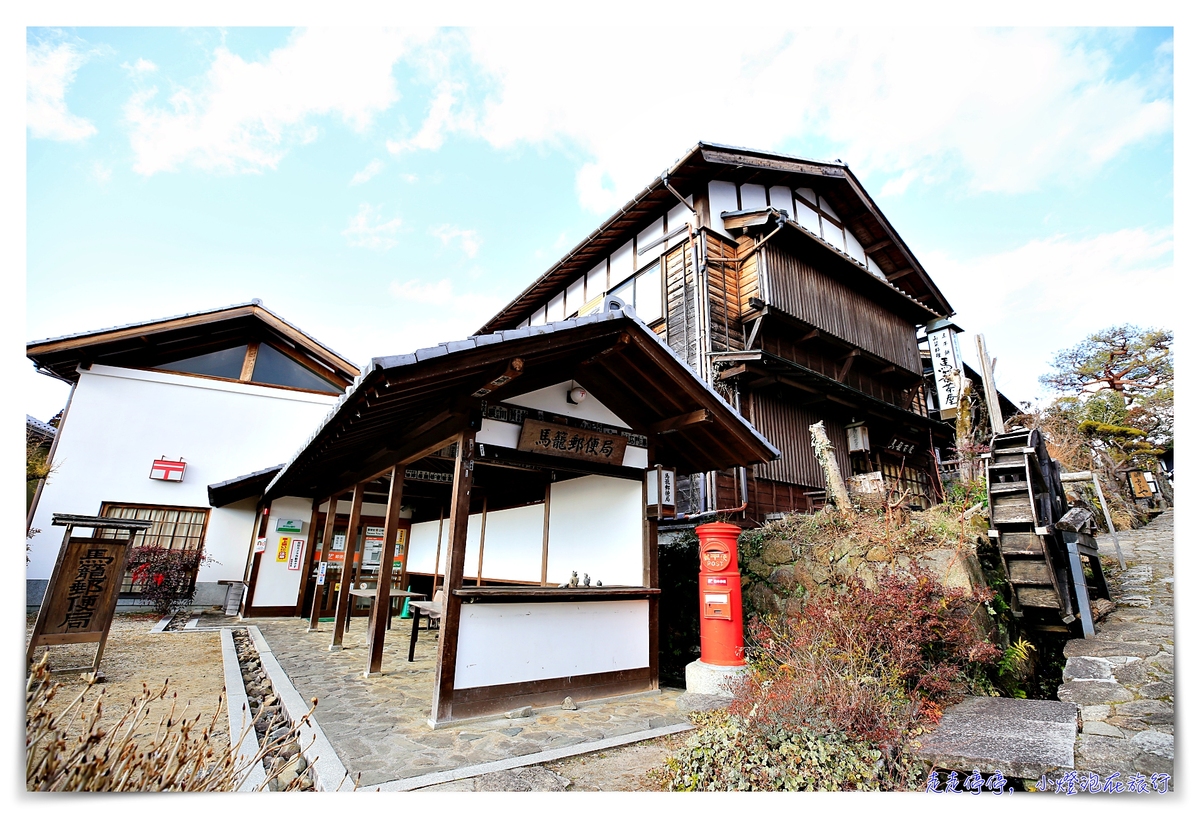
[
  {"xmin": 915, "ymin": 696, "xmax": 1078, "ymax": 781},
  {"xmin": 685, "ymin": 660, "xmax": 748, "ymax": 696}
]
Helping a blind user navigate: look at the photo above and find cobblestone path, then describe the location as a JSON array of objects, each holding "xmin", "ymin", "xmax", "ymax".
[
  {"xmin": 254, "ymin": 617, "xmax": 688, "ymax": 787},
  {"xmin": 1057, "ymin": 509, "xmax": 1174, "ymax": 779}
]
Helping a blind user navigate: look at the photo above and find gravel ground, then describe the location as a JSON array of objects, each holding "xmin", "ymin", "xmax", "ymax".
[{"xmin": 25, "ymin": 611, "xmax": 231, "ymax": 756}]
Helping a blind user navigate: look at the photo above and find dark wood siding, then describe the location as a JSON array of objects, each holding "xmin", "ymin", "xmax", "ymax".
[
  {"xmin": 761, "ymin": 245, "xmax": 921, "ymax": 373},
  {"xmin": 663, "ymin": 241, "xmax": 697, "ymax": 367},
  {"xmin": 706, "ymin": 232, "xmax": 742, "ymax": 353},
  {"xmin": 747, "ymin": 390, "xmax": 851, "ymax": 488}
]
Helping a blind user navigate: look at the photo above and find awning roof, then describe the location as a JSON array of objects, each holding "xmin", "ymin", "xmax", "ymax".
[
  {"xmin": 264, "ymin": 301, "xmax": 780, "ymax": 501},
  {"xmin": 207, "ymin": 464, "xmax": 283, "ymax": 508},
  {"xmin": 27, "ymin": 299, "xmax": 359, "ymax": 385}
]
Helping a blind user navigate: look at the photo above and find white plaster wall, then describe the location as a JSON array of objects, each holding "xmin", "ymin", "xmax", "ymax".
[
  {"xmin": 204, "ymin": 498, "xmax": 258, "ymax": 583},
  {"xmin": 768, "ymin": 185, "xmax": 795, "ymax": 219},
  {"xmin": 794, "ymin": 198, "xmax": 822, "ymax": 235},
  {"xmin": 739, "ymin": 183, "xmax": 767, "ymax": 210},
  {"xmin": 708, "ymin": 180, "xmax": 739, "ymax": 239},
  {"xmin": 454, "ymin": 600, "xmax": 649, "ymax": 689},
  {"xmin": 546, "ymin": 475, "xmax": 642, "ymax": 587},
  {"xmin": 252, "ymin": 496, "xmax": 315, "ymax": 607},
  {"xmin": 609, "ymin": 239, "xmax": 636, "ymax": 288},
  {"xmin": 405, "ymin": 504, "xmax": 545, "ymax": 583},
  {"xmin": 27, "ymin": 366, "xmax": 338, "ymax": 583},
  {"xmin": 502, "ymin": 381, "xmax": 630, "ymax": 429}
]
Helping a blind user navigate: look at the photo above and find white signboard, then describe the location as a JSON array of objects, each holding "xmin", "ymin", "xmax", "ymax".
[
  {"xmin": 287, "ymin": 539, "xmax": 305, "ymax": 571},
  {"xmin": 928, "ymin": 328, "xmax": 964, "ymax": 417},
  {"xmin": 316, "ymin": 561, "xmax": 328, "ymax": 585},
  {"xmin": 254, "ymin": 537, "xmax": 267, "ymax": 554}
]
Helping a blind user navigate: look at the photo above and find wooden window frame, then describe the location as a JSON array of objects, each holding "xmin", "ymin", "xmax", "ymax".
[{"xmin": 97, "ymin": 502, "xmax": 211, "ymax": 595}]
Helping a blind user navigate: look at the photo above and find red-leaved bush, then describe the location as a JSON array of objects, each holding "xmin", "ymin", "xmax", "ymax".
[
  {"xmin": 730, "ymin": 571, "xmax": 1001, "ymax": 753},
  {"xmin": 129, "ymin": 546, "xmax": 209, "ymax": 616}
]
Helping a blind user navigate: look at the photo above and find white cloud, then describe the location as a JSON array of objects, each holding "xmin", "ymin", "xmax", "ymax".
[
  {"xmin": 394, "ymin": 29, "xmax": 1171, "ymax": 213},
  {"xmin": 385, "ymin": 277, "xmax": 506, "ymax": 352},
  {"xmin": 927, "ymin": 227, "xmax": 1174, "ymax": 404},
  {"xmin": 350, "ymin": 158, "xmax": 385, "ymax": 185},
  {"xmin": 92, "ymin": 162, "xmax": 112, "ymax": 184},
  {"xmin": 430, "ymin": 224, "xmax": 481, "ymax": 258},
  {"xmin": 125, "ymin": 28, "xmax": 431, "ymax": 175},
  {"xmin": 27, "ymin": 40, "xmax": 97, "ymax": 141},
  {"xmin": 122, "ymin": 58, "xmax": 158, "ymax": 74},
  {"xmin": 342, "ymin": 204, "xmax": 404, "ymax": 251}
]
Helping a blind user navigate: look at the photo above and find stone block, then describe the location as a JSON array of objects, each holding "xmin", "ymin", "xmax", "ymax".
[
  {"xmin": 1112, "ymin": 661, "xmax": 1150, "ymax": 685},
  {"xmin": 762, "ymin": 542, "xmax": 793, "ymax": 565},
  {"xmin": 1063, "ymin": 640, "xmax": 1158, "ymax": 658},
  {"xmin": 1062, "ymin": 656, "xmax": 1114, "ymax": 682},
  {"xmin": 1056, "ymin": 680, "xmax": 1134, "ymax": 705},
  {"xmin": 1080, "ymin": 705, "xmax": 1111, "ymax": 721},
  {"xmin": 1074, "ymin": 735, "xmax": 1138, "ymax": 774},
  {"xmin": 685, "ymin": 660, "xmax": 748, "ymax": 697},
  {"xmin": 1131, "ymin": 730, "xmax": 1173, "ymax": 760},
  {"xmin": 1081, "ymin": 721, "xmax": 1124, "ymax": 738},
  {"xmin": 1139, "ymin": 681, "xmax": 1173, "ymax": 700}
]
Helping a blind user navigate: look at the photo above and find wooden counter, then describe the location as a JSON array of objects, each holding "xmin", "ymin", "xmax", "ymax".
[{"xmin": 451, "ymin": 586, "xmax": 660, "ymax": 603}]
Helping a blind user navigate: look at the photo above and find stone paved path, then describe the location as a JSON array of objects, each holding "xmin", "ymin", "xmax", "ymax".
[
  {"xmin": 1057, "ymin": 509, "xmax": 1174, "ymax": 779},
  {"xmin": 254, "ymin": 617, "xmax": 688, "ymax": 787}
]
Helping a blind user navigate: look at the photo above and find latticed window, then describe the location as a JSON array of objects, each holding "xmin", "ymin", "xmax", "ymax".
[{"xmin": 98, "ymin": 504, "xmax": 209, "ymax": 593}]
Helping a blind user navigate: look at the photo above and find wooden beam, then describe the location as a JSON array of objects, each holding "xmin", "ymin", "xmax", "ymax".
[
  {"xmin": 365, "ymin": 467, "xmax": 405, "ymax": 676},
  {"xmin": 329, "ymin": 482, "xmax": 365, "ymax": 650},
  {"xmin": 836, "ymin": 350, "xmax": 861, "ymax": 384},
  {"xmin": 432, "ymin": 426, "xmax": 477, "ymax": 723},
  {"xmin": 292, "ymin": 497, "xmax": 322, "ymax": 617},
  {"xmin": 430, "ymin": 507, "xmax": 445, "ymax": 598},
  {"xmin": 309, "ymin": 493, "xmax": 341, "ymax": 631},
  {"xmin": 650, "ymin": 409, "xmax": 711, "ymax": 434},
  {"xmin": 241, "ymin": 504, "xmax": 271, "ymax": 615},
  {"xmin": 801, "ymin": 328, "xmax": 820, "ymax": 342},
  {"xmin": 718, "ymin": 364, "xmax": 747, "ymax": 381},
  {"xmin": 240, "ymin": 341, "xmax": 260, "ymax": 381},
  {"xmin": 886, "ymin": 267, "xmax": 914, "ymax": 282},
  {"xmin": 540, "ymin": 481, "xmax": 552, "ymax": 587},
  {"xmin": 864, "ymin": 239, "xmax": 892, "ymax": 254}
]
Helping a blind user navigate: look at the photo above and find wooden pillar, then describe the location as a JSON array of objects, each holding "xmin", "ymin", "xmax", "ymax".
[
  {"xmin": 309, "ymin": 493, "xmax": 341, "ymax": 630},
  {"xmin": 431, "ymin": 507, "xmax": 445, "ymax": 598},
  {"xmin": 365, "ymin": 467, "xmax": 405, "ymax": 676},
  {"xmin": 432, "ymin": 428, "xmax": 476, "ymax": 724},
  {"xmin": 644, "ymin": 448, "xmax": 660, "ymax": 690},
  {"xmin": 293, "ymin": 497, "xmax": 322, "ymax": 616},
  {"xmin": 330, "ymin": 482, "xmax": 365, "ymax": 650},
  {"xmin": 474, "ymin": 495, "xmax": 488, "ymax": 586},
  {"xmin": 242, "ymin": 503, "xmax": 271, "ymax": 615},
  {"xmin": 539, "ymin": 481, "xmax": 552, "ymax": 586}
]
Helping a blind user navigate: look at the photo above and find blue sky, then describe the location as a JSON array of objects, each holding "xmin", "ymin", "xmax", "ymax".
[{"xmin": 20, "ymin": 24, "xmax": 1175, "ymax": 422}]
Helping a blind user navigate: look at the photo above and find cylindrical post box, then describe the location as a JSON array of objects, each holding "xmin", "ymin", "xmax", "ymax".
[{"xmin": 695, "ymin": 521, "xmax": 745, "ymax": 666}]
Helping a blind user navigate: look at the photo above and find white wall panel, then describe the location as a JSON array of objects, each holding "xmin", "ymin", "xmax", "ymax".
[
  {"xmin": 546, "ymin": 475, "xmax": 642, "ymax": 587},
  {"xmin": 794, "ymin": 199, "xmax": 821, "ymax": 235},
  {"xmin": 406, "ymin": 518, "xmax": 446, "ymax": 575},
  {"xmin": 867, "ymin": 256, "xmax": 886, "ymax": 279},
  {"xmin": 818, "ymin": 196, "xmax": 841, "ymax": 223},
  {"xmin": 546, "ymin": 291, "xmax": 566, "ymax": 323},
  {"xmin": 821, "ymin": 216, "xmax": 845, "ymax": 251},
  {"xmin": 609, "ymin": 239, "xmax": 636, "ymax": 288},
  {"xmin": 477, "ymin": 418, "xmax": 521, "ymax": 448},
  {"xmin": 739, "ymin": 183, "xmax": 767, "ymax": 210},
  {"xmin": 768, "ymin": 185, "xmax": 795, "ymax": 219},
  {"xmin": 478, "ymin": 503, "xmax": 545, "ymax": 581},
  {"xmin": 796, "ymin": 187, "xmax": 817, "ymax": 206},
  {"xmin": 503, "ymin": 381, "xmax": 630, "ymax": 428},
  {"xmin": 564, "ymin": 276, "xmax": 586, "ymax": 317},
  {"xmin": 636, "ymin": 217, "xmax": 665, "ymax": 265},
  {"xmin": 252, "ymin": 496, "xmax": 315, "ymax": 607},
  {"xmin": 454, "ymin": 600, "xmax": 649, "ymax": 688},
  {"xmin": 845, "ymin": 230, "xmax": 866, "ymax": 265},
  {"xmin": 585, "ymin": 259, "xmax": 608, "ymax": 301},
  {"xmin": 708, "ymin": 181, "xmax": 739, "ymax": 238}
]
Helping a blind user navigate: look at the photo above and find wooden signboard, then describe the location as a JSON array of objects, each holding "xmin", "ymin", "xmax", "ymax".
[
  {"xmin": 517, "ymin": 419, "xmax": 628, "ymax": 465},
  {"xmin": 27, "ymin": 537, "xmax": 132, "ymax": 678},
  {"xmin": 1128, "ymin": 471, "xmax": 1154, "ymax": 499}
]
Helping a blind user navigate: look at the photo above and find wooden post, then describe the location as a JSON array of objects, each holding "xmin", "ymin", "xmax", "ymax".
[
  {"xmin": 475, "ymin": 495, "xmax": 488, "ymax": 586},
  {"xmin": 974, "ymin": 334, "xmax": 1005, "ymax": 437},
  {"xmin": 309, "ymin": 493, "xmax": 340, "ymax": 631},
  {"xmin": 809, "ymin": 421, "xmax": 852, "ymax": 511},
  {"xmin": 330, "ymin": 482, "xmax": 365, "ymax": 650},
  {"xmin": 432, "ymin": 427, "xmax": 476, "ymax": 724},
  {"xmin": 1091, "ymin": 472, "xmax": 1126, "ymax": 570},
  {"xmin": 644, "ymin": 446, "xmax": 660, "ymax": 691},
  {"xmin": 431, "ymin": 507, "xmax": 445, "ymax": 598},
  {"xmin": 365, "ymin": 467, "xmax": 405, "ymax": 676},
  {"xmin": 539, "ymin": 480, "xmax": 552, "ymax": 586},
  {"xmin": 293, "ymin": 497, "xmax": 322, "ymax": 616},
  {"xmin": 242, "ymin": 504, "xmax": 271, "ymax": 616}
]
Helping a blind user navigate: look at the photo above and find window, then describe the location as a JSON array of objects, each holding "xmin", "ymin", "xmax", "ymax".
[
  {"xmin": 252, "ymin": 343, "xmax": 341, "ymax": 392},
  {"xmin": 611, "ymin": 260, "xmax": 664, "ymax": 324},
  {"xmin": 154, "ymin": 346, "xmax": 248, "ymax": 379},
  {"xmin": 98, "ymin": 503, "xmax": 210, "ymax": 593}
]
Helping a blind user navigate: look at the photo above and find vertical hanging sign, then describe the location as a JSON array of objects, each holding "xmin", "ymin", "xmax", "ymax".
[
  {"xmin": 928, "ymin": 327, "xmax": 964, "ymax": 420},
  {"xmin": 287, "ymin": 539, "xmax": 305, "ymax": 570},
  {"xmin": 646, "ymin": 465, "xmax": 677, "ymax": 518},
  {"xmin": 276, "ymin": 537, "xmax": 290, "ymax": 562}
]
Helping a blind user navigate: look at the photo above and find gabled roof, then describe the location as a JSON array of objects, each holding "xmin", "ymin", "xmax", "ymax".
[
  {"xmin": 27, "ymin": 299, "xmax": 359, "ymax": 386},
  {"xmin": 264, "ymin": 300, "xmax": 781, "ymax": 502},
  {"xmin": 207, "ymin": 464, "xmax": 283, "ymax": 508},
  {"xmin": 479, "ymin": 142, "xmax": 954, "ymax": 333},
  {"xmin": 26, "ymin": 415, "xmax": 57, "ymax": 442}
]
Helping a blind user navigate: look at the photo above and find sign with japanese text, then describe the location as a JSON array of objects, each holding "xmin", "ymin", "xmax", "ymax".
[
  {"xmin": 30, "ymin": 537, "xmax": 129, "ymax": 647},
  {"xmin": 275, "ymin": 518, "xmax": 304, "ymax": 533},
  {"xmin": 316, "ymin": 561, "xmax": 328, "ymax": 585},
  {"xmin": 149, "ymin": 458, "xmax": 186, "ymax": 481},
  {"xmin": 276, "ymin": 537, "xmax": 290, "ymax": 562},
  {"xmin": 287, "ymin": 539, "xmax": 305, "ymax": 570},
  {"xmin": 646, "ymin": 466, "xmax": 677, "ymax": 518},
  {"xmin": 517, "ymin": 419, "xmax": 628, "ymax": 465},
  {"xmin": 255, "ymin": 537, "xmax": 267, "ymax": 554},
  {"xmin": 928, "ymin": 327, "xmax": 964, "ymax": 418}
]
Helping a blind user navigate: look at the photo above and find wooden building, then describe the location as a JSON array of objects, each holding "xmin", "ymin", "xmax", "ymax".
[{"xmin": 480, "ymin": 143, "xmax": 965, "ymax": 521}]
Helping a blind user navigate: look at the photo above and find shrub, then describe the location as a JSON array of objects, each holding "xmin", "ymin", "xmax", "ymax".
[
  {"xmin": 25, "ymin": 654, "xmax": 314, "ymax": 791},
  {"xmin": 665, "ymin": 711, "xmax": 908, "ymax": 791},
  {"xmin": 128, "ymin": 546, "xmax": 211, "ymax": 616}
]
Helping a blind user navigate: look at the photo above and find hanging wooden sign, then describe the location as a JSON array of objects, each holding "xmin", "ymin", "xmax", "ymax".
[{"xmin": 517, "ymin": 419, "xmax": 628, "ymax": 465}]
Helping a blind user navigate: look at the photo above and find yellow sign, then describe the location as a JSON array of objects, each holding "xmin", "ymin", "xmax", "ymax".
[{"xmin": 276, "ymin": 536, "xmax": 290, "ymax": 561}]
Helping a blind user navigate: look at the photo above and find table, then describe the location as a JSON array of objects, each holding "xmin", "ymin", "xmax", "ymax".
[
  {"xmin": 407, "ymin": 599, "xmax": 443, "ymax": 662},
  {"xmin": 345, "ymin": 588, "xmax": 425, "ymax": 631}
]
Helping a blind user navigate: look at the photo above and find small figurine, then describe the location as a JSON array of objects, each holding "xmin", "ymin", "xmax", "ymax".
[
  {"xmin": 569, "ymin": 571, "xmax": 579, "ymax": 588},
  {"xmin": 595, "ymin": 580, "xmax": 602, "ymax": 587},
  {"xmin": 557, "ymin": 581, "xmax": 569, "ymax": 588},
  {"xmin": 583, "ymin": 573, "xmax": 591, "ymax": 587}
]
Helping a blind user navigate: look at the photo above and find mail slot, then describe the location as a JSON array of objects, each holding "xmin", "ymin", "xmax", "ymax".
[
  {"xmin": 695, "ymin": 521, "xmax": 746, "ymax": 667},
  {"xmin": 704, "ymin": 592, "xmax": 731, "ymax": 620}
]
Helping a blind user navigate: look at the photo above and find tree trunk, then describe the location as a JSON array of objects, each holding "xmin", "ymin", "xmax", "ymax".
[
  {"xmin": 955, "ymin": 380, "xmax": 975, "ymax": 483},
  {"xmin": 809, "ymin": 421, "xmax": 852, "ymax": 512}
]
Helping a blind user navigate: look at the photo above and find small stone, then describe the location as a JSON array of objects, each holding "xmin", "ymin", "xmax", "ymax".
[
  {"xmin": 1082, "ymin": 721, "xmax": 1124, "ymax": 738},
  {"xmin": 1080, "ymin": 705, "xmax": 1111, "ymax": 721},
  {"xmin": 1131, "ymin": 730, "xmax": 1174, "ymax": 760},
  {"xmin": 299, "ymin": 776, "xmax": 314, "ymax": 790},
  {"xmin": 506, "ymin": 706, "xmax": 533, "ymax": 719},
  {"xmin": 561, "ymin": 697, "xmax": 578, "ymax": 711},
  {"xmin": 1062, "ymin": 656, "xmax": 1114, "ymax": 682},
  {"xmin": 865, "ymin": 546, "xmax": 889, "ymax": 562}
]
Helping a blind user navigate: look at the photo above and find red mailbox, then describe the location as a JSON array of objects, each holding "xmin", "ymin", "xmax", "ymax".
[{"xmin": 695, "ymin": 522, "xmax": 745, "ymax": 666}]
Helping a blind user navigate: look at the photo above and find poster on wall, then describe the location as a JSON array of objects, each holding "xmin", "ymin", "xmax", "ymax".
[
  {"xmin": 276, "ymin": 537, "xmax": 290, "ymax": 562},
  {"xmin": 287, "ymin": 539, "xmax": 305, "ymax": 570},
  {"xmin": 255, "ymin": 537, "xmax": 267, "ymax": 554}
]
